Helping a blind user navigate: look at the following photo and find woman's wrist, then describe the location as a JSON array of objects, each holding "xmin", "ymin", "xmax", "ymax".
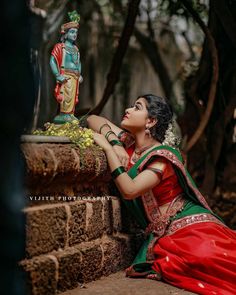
[
  {"xmin": 111, "ymin": 166, "xmax": 125, "ymax": 179},
  {"xmin": 104, "ymin": 144, "xmax": 113, "ymax": 153},
  {"xmin": 99, "ymin": 123, "xmax": 111, "ymax": 134},
  {"xmin": 109, "ymin": 139, "xmax": 124, "ymax": 147}
]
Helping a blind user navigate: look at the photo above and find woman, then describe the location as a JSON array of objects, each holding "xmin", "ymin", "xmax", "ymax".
[{"xmin": 87, "ymin": 94, "xmax": 236, "ymax": 295}]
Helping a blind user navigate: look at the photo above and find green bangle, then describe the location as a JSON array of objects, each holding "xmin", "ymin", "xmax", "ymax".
[
  {"xmin": 111, "ymin": 166, "xmax": 125, "ymax": 179},
  {"xmin": 105, "ymin": 130, "xmax": 115, "ymax": 140},
  {"xmin": 99, "ymin": 123, "xmax": 111, "ymax": 134},
  {"xmin": 109, "ymin": 139, "xmax": 123, "ymax": 147}
]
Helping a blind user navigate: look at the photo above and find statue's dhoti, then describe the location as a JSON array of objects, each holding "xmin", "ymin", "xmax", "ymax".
[{"xmin": 57, "ymin": 70, "xmax": 79, "ymax": 114}]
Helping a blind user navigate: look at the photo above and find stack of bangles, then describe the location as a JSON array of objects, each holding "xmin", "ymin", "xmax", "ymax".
[
  {"xmin": 111, "ymin": 166, "xmax": 125, "ymax": 179},
  {"xmin": 99, "ymin": 123, "xmax": 124, "ymax": 147}
]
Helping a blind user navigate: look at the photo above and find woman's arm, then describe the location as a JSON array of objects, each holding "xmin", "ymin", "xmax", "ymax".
[
  {"xmin": 94, "ymin": 133, "xmax": 162, "ymax": 200},
  {"xmin": 87, "ymin": 115, "xmax": 130, "ymax": 168},
  {"xmin": 87, "ymin": 115, "xmax": 122, "ymax": 136}
]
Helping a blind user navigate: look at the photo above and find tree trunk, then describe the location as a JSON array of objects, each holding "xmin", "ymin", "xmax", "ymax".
[
  {"xmin": 182, "ymin": 0, "xmax": 236, "ymax": 195},
  {"xmin": 90, "ymin": 0, "xmax": 141, "ymax": 115}
]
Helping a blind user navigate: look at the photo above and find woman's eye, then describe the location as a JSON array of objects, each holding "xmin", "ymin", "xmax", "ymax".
[{"xmin": 134, "ymin": 105, "xmax": 139, "ymax": 110}]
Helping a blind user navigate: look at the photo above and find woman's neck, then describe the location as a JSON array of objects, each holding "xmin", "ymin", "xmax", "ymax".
[
  {"xmin": 130, "ymin": 132, "xmax": 160, "ymax": 163},
  {"xmin": 134, "ymin": 131, "xmax": 158, "ymax": 150}
]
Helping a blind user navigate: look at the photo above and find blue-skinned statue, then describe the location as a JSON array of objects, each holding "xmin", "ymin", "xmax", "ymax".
[{"xmin": 50, "ymin": 11, "xmax": 83, "ymax": 124}]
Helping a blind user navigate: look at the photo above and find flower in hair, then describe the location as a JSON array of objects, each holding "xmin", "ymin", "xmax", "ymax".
[{"xmin": 162, "ymin": 120, "xmax": 180, "ymax": 148}]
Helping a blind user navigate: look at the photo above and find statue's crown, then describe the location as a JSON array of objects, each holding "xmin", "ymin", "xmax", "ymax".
[{"xmin": 61, "ymin": 11, "xmax": 80, "ymax": 33}]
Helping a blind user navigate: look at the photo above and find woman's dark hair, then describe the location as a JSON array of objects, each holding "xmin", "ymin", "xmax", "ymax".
[{"xmin": 138, "ymin": 94, "xmax": 173, "ymax": 143}]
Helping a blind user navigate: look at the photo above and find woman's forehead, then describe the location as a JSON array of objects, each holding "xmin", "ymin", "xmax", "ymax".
[{"xmin": 135, "ymin": 97, "xmax": 147, "ymax": 106}]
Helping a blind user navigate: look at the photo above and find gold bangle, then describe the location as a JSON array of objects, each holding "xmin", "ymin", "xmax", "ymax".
[{"xmin": 99, "ymin": 123, "xmax": 111, "ymax": 134}]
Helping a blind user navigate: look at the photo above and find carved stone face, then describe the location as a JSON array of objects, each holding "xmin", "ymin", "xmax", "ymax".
[{"xmin": 66, "ymin": 28, "xmax": 78, "ymax": 42}]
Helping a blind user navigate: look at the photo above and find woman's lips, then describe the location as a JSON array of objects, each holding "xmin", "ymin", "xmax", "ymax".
[{"xmin": 122, "ymin": 115, "xmax": 128, "ymax": 120}]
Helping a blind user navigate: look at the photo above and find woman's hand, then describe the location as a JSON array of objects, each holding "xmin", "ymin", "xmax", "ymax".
[
  {"xmin": 93, "ymin": 133, "xmax": 111, "ymax": 152},
  {"xmin": 93, "ymin": 133, "xmax": 129, "ymax": 169},
  {"xmin": 112, "ymin": 145, "xmax": 129, "ymax": 170}
]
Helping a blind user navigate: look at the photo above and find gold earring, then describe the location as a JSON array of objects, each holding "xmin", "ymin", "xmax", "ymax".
[{"xmin": 145, "ymin": 127, "xmax": 152, "ymax": 138}]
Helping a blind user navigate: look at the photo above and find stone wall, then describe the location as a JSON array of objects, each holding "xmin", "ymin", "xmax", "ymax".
[{"xmin": 20, "ymin": 143, "xmax": 141, "ymax": 295}]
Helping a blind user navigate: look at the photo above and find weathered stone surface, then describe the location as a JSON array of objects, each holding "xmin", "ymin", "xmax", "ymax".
[
  {"xmin": 68, "ymin": 202, "xmax": 87, "ymax": 246},
  {"xmin": 112, "ymin": 198, "xmax": 122, "ymax": 232},
  {"xmin": 21, "ymin": 143, "xmax": 111, "ymax": 196},
  {"xmin": 86, "ymin": 201, "xmax": 103, "ymax": 241},
  {"xmin": 103, "ymin": 199, "xmax": 113, "ymax": 235},
  {"xmin": 25, "ymin": 205, "xmax": 67, "ymax": 257},
  {"xmin": 21, "ymin": 142, "xmax": 149, "ymax": 294},
  {"xmin": 21, "ymin": 256, "xmax": 57, "ymax": 295},
  {"xmin": 77, "ymin": 244, "xmax": 103, "ymax": 283},
  {"xmin": 113, "ymin": 235, "xmax": 135, "ymax": 268},
  {"xmin": 101, "ymin": 237, "xmax": 122, "ymax": 276},
  {"xmin": 54, "ymin": 248, "xmax": 82, "ymax": 292}
]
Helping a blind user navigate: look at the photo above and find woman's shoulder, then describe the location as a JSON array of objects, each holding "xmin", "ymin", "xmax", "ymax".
[
  {"xmin": 137, "ymin": 145, "xmax": 184, "ymax": 174},
  {"xmin": 146, "ymin": 145, "xmax": 184, "ymax": 165}
]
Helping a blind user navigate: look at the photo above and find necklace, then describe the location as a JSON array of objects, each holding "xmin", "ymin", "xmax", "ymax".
[
  {"xmin": 65, "ymin": 45, "xmax": 77, "ymax": 53},
  {"xmin": 132, "ymin": 143, "xmax": 156, "ymax": 163},
  {"xmin": 65, "ymin": 45, "xmax": 79, "ymax": 64}
]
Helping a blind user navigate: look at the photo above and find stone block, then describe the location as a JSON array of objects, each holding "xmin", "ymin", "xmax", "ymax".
[
  {"xmin": 86, "ymin": 201, "xmax": 103, "ymax": 240},
  {"xmin": 112, "ymin": 197, "xmax": 122, "ymax": 232},
  {"xmin": 68, "ymin": 202, "xmax": 87, "ymax": 246},
  {"xmin": 101, "ymin": 237, "xmax": 122, "ymax": 276},
  {"xmin": 77, "ymin": 244, "xmax": 103, "ymax": 283},
  {"xmin": 54, "ymin": 247, "xmax": 82, "ymax": 292},
  {"xmin": 113, "ymin": 235, "xmax": 135, "ymax": 268},
  {"xmin": 103, "ymin": 199, "xmax": 113, "ymax": 235},
  {"xmin": 22, "ymin": 144, "xmax": 110, "ymax": 192},
  {"xmin": 21, "ymin": 255, "xmax": 57, "ymax": 295},
  {"xmin": 25, "ymin": 205, "xmax": 67, "ymax": 257}
]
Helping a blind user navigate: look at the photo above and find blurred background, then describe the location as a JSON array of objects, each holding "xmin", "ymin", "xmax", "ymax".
[{"xmin": 29, "ymin": 0, "xmax": 236, "ymax": 220}]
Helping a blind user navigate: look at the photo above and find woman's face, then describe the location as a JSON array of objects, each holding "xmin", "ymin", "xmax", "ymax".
[{"xmin": 121, "ymin": 97, "xmax": 149, "ymax": 133}]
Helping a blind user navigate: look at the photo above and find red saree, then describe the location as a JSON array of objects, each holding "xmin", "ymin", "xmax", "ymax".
[
  {"xmin": 120, "ymin": 144, "xmax": 236, "ymax": 295},
  {"xmin": 152, "ymin": 220, "xmax": 236, "ymax": 294}
]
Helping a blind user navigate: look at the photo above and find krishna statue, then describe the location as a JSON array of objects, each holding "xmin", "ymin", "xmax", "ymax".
[{"xmin": 50, "ymin": 11, "xmax": 83, "ymax": 124}]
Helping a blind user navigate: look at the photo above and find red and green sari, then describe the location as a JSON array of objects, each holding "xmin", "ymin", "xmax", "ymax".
[{"xmin": 121, "ymin": 145, "xmax": 236, "ymax": 295}]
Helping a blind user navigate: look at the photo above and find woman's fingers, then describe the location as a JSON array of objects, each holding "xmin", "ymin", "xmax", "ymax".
[
  {"xmin": 124, "ymin": 157, "xmax": 129, "ymax": 170},
  {"xmin": 120, "ymin": 155, "xmax": 129, "ymax": 170},
  {"xmin": 121, "ymin": 157, "xmax": 126, "ymax": 168}
]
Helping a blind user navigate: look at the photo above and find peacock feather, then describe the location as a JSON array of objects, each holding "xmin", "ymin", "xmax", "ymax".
[{"xmin": 68, "ymin": 10, "xmax": 80, "ymax": 23}]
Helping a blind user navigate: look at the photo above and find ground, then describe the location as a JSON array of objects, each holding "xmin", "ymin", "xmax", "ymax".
[{"xmin": 61, "ymin": 271, "xmax": 196, "ymax": 295}]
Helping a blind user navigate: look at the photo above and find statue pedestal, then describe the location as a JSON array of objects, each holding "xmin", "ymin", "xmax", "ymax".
[{"xmin": 53, "ymin": 113, "xmax": 79, "ymax": 124}]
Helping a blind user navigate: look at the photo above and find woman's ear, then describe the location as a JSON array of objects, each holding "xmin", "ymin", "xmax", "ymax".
[{"xmin": 147, "ymin": 117, "xmax": 158, "ymax": 128}]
